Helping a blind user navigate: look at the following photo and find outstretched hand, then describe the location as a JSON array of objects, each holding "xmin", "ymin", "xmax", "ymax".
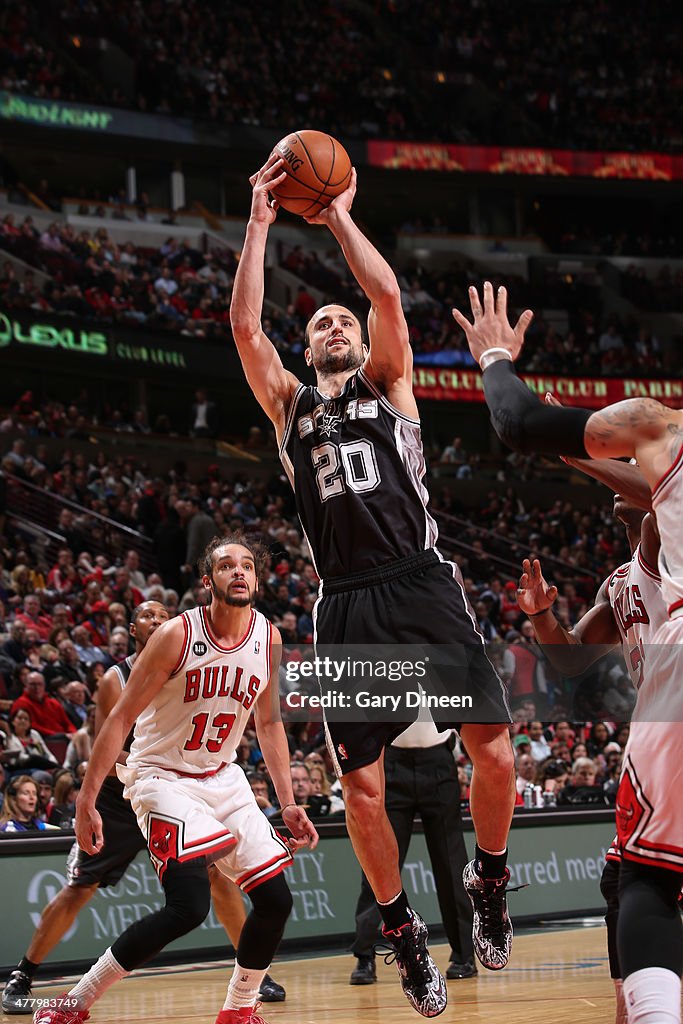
[
  {"xmin": 452, "ymin": 282, "xmax": 533, "ymax": 366},
  {"xmin": 304, "ymin": 168, "xmax": 357, "ymax": 225},
  {"xmin": 248, "ymin": 153, "xmax": 288, "ymax": 227},
  {"xmin": 75, "ymin": 797, "xmax": 104, "ymax": 854},
  {"xmin": 517, "ymin": 558, "xmax": 558, "ymax": 617},
  {"xmin": 281, "ymin": 804, "xmax": 319, "ymax": 851}
]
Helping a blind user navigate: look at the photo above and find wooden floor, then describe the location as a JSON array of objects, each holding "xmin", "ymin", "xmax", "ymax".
[{"xmin": 7, "ymin": 925, "xmax": 621, "ymax": 1023}]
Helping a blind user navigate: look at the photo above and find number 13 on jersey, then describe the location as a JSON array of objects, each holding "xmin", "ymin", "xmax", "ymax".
[{"xmin": 184, "ymin": 712, "xmax": 236, "ymax": 753}]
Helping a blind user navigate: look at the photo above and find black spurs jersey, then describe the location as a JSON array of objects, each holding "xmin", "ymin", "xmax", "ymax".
[
  {"xmin": 112, "ymin": 654, "xmax": 136, "ymax": 752},
  {"xmin": 280, "ymin": 367, "xmax": 438, "ymax": 580}
]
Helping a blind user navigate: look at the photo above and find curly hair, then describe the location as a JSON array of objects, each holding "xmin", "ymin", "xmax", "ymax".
[{"xmin": 198, "ymin": 533, "xmax": 268, "ymax": 581}]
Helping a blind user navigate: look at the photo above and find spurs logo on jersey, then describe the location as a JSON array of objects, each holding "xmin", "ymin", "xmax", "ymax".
[
  {"xmin": 604, "ymin": 545, "xmax": 666, "ymax": 688},
  {"xmin": 127, "ymin": 606, "xmax": 272, "ymax": 775},
  {"xmin": 281, "ymin": 367, "xmax": 438, "ymax": 579}
]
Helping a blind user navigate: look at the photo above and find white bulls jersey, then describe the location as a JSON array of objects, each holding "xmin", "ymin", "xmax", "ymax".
[
  {"xmin": 615, "ymin": 456, "xmax": 683, "ymax": 872},
  {"xmin": 604, "ymin": 543, "xmax": 666, "ymax": 689},
  {"xmin": 652, "ymin": 444, "xmax": 683, "ymax": 616},
  {"xmin": 127, "ymin": 605, "xmax": 272, "ymax": 775}
]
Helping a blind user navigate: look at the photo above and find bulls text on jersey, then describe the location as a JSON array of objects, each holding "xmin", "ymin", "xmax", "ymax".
[
  {"xmin": 613, "ymin": 583, "xmax": 650, "ymax": 635},
  {"xmin": 184, "ymin": 664, "xmax": 261, "ymax": 710}
]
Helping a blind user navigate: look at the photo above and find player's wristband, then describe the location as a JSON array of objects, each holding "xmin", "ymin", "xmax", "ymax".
[
  {"xmin": 479, "ymin": 348, "xmax": 513, "ymax": 372},
  {"xmin": 528, "ymin": 608, "xmax": 552, "ymax": 618},
  {"xmin": 280, "ymin": 803, "xmax": 297, "ymax": 813}
]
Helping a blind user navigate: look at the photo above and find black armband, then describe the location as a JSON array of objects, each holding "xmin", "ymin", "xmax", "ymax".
[{"xmin": 482, "ymin": 359, "xmax": 591, "ymax": 457}]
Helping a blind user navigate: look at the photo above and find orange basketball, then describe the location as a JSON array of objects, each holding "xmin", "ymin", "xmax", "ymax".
[{"xmin": 270, "ymin": 130, "xmax": 352, "ymax": 217}]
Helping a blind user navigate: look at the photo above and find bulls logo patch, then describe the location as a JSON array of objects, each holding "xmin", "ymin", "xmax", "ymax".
[
  {"xmin": 193, "ymin": 641, "xmax": 207, "ymax": 656},
  {"xmin": 148, "ymin": 816, "xmax": 180, "ymax": 878},
  {"xmin": 615, "ymin": 769, "xmax": 645, "ymax": 847}
]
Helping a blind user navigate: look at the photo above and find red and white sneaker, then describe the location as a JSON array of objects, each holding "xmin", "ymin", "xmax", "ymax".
[
  {"xmin": 33, "ymin": 998, "xmax": 89, "ymax": 1024},
  {"xmin": 215, "ymin": 1005, "xmax": 269, "ymax": 1024}
]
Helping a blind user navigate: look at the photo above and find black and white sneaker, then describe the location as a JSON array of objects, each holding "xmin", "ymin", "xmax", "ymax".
[
  {"xmin": 377, "ymin": 911, "xmax": 447, "ymax": 1017},
  {"xmin": 462, "ymin": 860, "xmax": 514, "ymax": 971},
  {"xmin": 2, "ymin": 969, "xmax": 32, "ymax": 1014}
]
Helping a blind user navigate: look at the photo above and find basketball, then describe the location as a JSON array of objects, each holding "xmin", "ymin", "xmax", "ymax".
[{"xmin": 270, "ymin": 130, "xmax": 352, "ymax": 217}]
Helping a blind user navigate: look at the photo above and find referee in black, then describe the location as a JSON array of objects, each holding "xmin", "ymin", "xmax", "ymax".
[{"xmin": 349, "ymin": 719, "xmax": 475, "ymax": 984}]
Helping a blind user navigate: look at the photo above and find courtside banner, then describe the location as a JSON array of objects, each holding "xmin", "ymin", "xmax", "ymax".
[
  {"xmin": 412, "ymin": 367, "xmax": 683, "ymax": 409},
  {"xmin": 368, "ymin": 140, "xmax": 683, "ymax": 180},
  {"xmin": 0, "ymin": 819, "xmax": 615, "ymax": 968}
]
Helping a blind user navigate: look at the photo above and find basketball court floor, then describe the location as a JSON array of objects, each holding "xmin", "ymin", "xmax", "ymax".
[{"xmin": 2, "ymin": 921, "xmax": 627, "ymax": 1024}]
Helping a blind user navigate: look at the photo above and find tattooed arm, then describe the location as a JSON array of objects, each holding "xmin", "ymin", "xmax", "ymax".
[{"xmin": 584, "ymin": 400, "xmax": 683, "ymax": 490}]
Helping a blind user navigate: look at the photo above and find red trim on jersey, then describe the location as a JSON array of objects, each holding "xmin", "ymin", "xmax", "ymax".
[
  {"xmin": 242, "ymin": 861, "xmax": 290, "ymax": 894},
  {"xmin": 236, "ymin": 849, "xmax": 291, "ymax": 888},
  {"xmin": 200, "ymin": 606, "xmax": 256, "ymax": 653},
  {"xmin": 183, "ymin": 828, "xmax": 236, "ymax": 851},
  {"xmin": 605, "ymin": 850, "xmax": 621, "ymax": 863},
  {"xmin": 652, "ymin": 441, "xmax": 683, "ymax": 502},
  {"xmin": 621, "ymin": 848, "xmax": 683, "ymax": 874},
  {"xmin": 637, "ymin": 546, "xmax": 661, "ymax": 582},
  {"xmin": 266, "ymin": 622, "xmax": 273, "ymax": 683},
  {"xmin": 668, "ymin": 598, "xmax": 683, "ymax": 616},
  {"xmin": 177, "ymin": 833, "xmax": 237, "ymax": 864},
  {"xmin": 636, "ymin": 836, "xmax": 683, "ymax": 857},
  {"xmin": 169, "ymin": 760, "xmax": 229, "ymax": 779},
  {"xmin": 168, "ymin": 614, "xmax": 190, "ymax": 677}
]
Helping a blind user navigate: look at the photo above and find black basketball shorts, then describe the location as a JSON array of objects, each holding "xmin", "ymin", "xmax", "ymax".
[
  {"xmin": 66, "ymin": 776, "xmax": 146, "ymax": 888},
  {"xmin": 315, "ymin": 549, "xmax": 511, "ymax": 775}
]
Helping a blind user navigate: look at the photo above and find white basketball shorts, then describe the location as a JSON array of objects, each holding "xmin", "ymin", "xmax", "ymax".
[{"xmin": 118, "ymin": 761, "xmax": 292, "ymax": 887}]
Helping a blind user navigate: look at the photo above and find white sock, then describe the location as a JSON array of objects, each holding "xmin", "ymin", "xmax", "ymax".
[
  {"xmin": 623, "ymin": 967, "xmax": 681, "ymax": 1024},
  {"xmin": 614, "ymin": 978, "xmax": 628, "ymax": 1024},
  {"xmin": 224, "ymin": 961, "xmax": 266, "ymax": 1010},
  {"xmin": 68, "ymin": 947, "xmax": 129, "ymax": 1010}
]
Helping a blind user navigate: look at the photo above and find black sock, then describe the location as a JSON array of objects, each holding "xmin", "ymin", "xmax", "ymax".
[
  {"xmin": 378, "ymin": 889, "xmax": 411, "ymax": 932},
  {"xmin": 17, "ymin": 957, "xmax": 38, "ymax": 980},
  {"xmin": 475, "ymin": 845, "xmax": 508, "ymax": 881}
]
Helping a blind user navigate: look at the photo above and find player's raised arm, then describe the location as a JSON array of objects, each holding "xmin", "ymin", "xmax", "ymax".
[
  {"xmin": 230, "ymin": 155, "xmax": 300, "ymax": 433},
  {"xmin": 75, "ymin": 617, "xmax": 185, "ymax": 853},
  {"xmin": 254, "ymin": 627, "xmax": 318, "ymax": 850},
  {"xmin": 305, "ymin": 169, "xmax": 413, "ymax": 397},
  {"xmin": 518, "ymin": 557, "xmax": 619, "ymax": 675},
  {"xmin": 452, "ymin": 282, "xmax": 680, "ymax": 481}
]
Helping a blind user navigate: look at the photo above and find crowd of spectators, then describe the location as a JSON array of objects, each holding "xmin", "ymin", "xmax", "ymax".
[
  {"xmin": 0, "ymin": 400, "xmax": 641, "ymax": 832},
  {"xmin": 3, "ymin": 0, "xmax": 681, "ymax": 153},
  {"xmin": 0, "ymin": 216, "xmax": 239, "ymax": 338},
  {"xmin": 2, "ymin": 217, "xmax": 676, "ymax": 377},
  {"xmin": 280, "ymin": 242, "xmax": 674, "ymax": 378}
]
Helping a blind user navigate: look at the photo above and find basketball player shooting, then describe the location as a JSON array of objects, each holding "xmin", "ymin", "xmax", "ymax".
[
  {"xmin": 36, "ymin": 537, "xmax": 317, "ymax": 1024},
  {"xmin": 454, "ymin": 282, "xmax": 683, "ymax": 1024},
  {"xmin": 231, "ymin": 155, "xmax": 518, "ymax": 1018}
]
